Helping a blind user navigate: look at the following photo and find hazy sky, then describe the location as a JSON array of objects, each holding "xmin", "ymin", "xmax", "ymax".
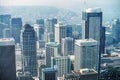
[
  {"xmin": 0, "ymin": 0, "xmax": 119, "ymax": 9},
  {"xmin": 1, "ymin": 0, "xmax": 83, "ymax": 6}
]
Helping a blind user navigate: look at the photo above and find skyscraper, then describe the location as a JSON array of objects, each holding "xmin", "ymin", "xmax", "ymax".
[
  {"xmin": 11, "ymin": 18, "xmax": 22, "ymax": 43},
  {"xmin": 0, "ymin": 14, "xmax": 11, "ymax": 27},
  {"xmin": 36, "ymin": 19, "xmax": 44, "ymax": 28},
  {"xmin": 51, "ymin": 56, "xmax": 71, "ymax": 77},
  {"xmin": 0, "ymin": 38, "xmax": 16, "ymax": 80},
  {"xmin": 45, "ymin": 18, "xmax": 57, "ymax": 42},
  {"xmin": 34, "ymin": 24, "xmax": 44, "ymax": 40},
  {"xmin": 46, "ymin": 18, "xmax": 57, "ymax": 33},
  {"xmin": 55, "ymin": 23, "xmax": 72, "ymax": 43},
  {"xmin": 82, "ymin": 8, "xmax": 102, "ymax": 40},
  {"xmin": 42, "ymin": 68, "xmax": 57, "ymax": 80},
  {"xmin": 45, "ymin": 42, "xmax": 61, "ymax": 67},
  {"xmin": 0, "ymin": 23, "xmax": 8, "ymax": 38},
  {"xmin": 61, "ymin": 37, "xmax": 74, "ymax": 56},
  {"xmin": 112, "ymin": 19, "xmax": 120, "ymax": 43},
  {"xmin": 21, "ymin": 24, "xmax": 37, "ymax": 76},
  {"xmin": 74, "ymin": 39, "xmax": 99, "ymax": 71},
  {"xmin": 3, "ymin": 28, "xmax": 11, "ymax": 38},
  {"xmin": 82, "ymin": 8, "xmax": 103, "ymax": 75}
]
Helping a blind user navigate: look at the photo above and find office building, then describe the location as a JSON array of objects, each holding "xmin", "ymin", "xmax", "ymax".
[
  {"xmin": 73, "ymin": 68, "xmax": 98, "ymax": 80},
  {"xmin": 82, "ymin": 8, "xmax": 103, "ymax": 76},
  {"xmin": 36, "ymin": 19, "xmax": 44, "ymax": 27},
  {"xmin": 58, "ymin": 68, "xmax": 97, "ymax": 80},
  {"xmin": 82, "ymin": 8, "xmax": 102, "ymax": 40},
  {"xmin": 38, "ymin": 64, "xmax": 46, "ymax": 80},
  {"xmin": 61, "ymin": 37, "xmax": 74, "ymax": 56},
  {"xmin": 74, "ymin": 39, "xmax": 99, "ymax": 71},
  {"xmin": 34, "ymin": 24, "xmax": 44, "ymax": 40},
  {"xmin": 3, "ymin": 28, "xmax": 11, "ymax": 38},
  {"xmin": 0, "ymin": 38, "xmax": 16, "ymax": 80},
  {"xmin": 38, "ymin": 40, "xmax": 46, "ymax": 49},
  {"xmin": 55, "ymin": 23, "xmax": 72, "ymax": 43},
  {"xmin": 58, "ymin": 73, "xmax": 80, "ymax": 80},
  {"xmin": 51, "ymin": 56, "xmax": 71, "ymax": 77},
  {"xmin": 45, "ymin": 18, "xmax": 57, "ymax": 42},
  {"xmin": 0, "ymin": 14, "xmax": 11, "ymax": 27},
  {"xmin": 0, "ymin": 23, "xmax": 8, "ymax": 38},
  {"xmin": 21, "ymin": 24, "xmax": 37, "ymax": 76},
  {"xmin": 45, "ymin": 42, "xmax": 61, "ymax": 67},
  {"xmin": 82, "ymin": 8, "xmax": 103, "ymax": 52},
  {"xmin": 17, "ymin": 72, "xmax": 34, "ymax": 80},
  {"xmin": 46, "ymin": 18, "xmax": 57, "ymax": 33},
  {"xmin": 11, "ymin": 18, "xmax": 22, "ymax": 43},
  {"xmin": 112, "ymin": 19, "xmax": 120, "ymax": 43},
  {"xmin": 72, "ymin": 24, "xmax": 82, "ymax": 39},
  {"xmin": 44, "ymin": 28, "xmax": 51, "ymax": 43},
  {"xmin": 42, "ymin": 68, "xmax": 57, "ymax": 80}
]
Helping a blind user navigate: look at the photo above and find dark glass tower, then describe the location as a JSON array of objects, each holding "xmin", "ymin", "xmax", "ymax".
[
  {"xmin": 21, "ymin": 24, "xmax": 37, "ymax": 76},
  {"xmin": 0, "ymin": 38, "xmax": 16, "ymax": 80},
  {"xmin": 82, "ymin": 8, "xmax": 103, "ymax": 78}
]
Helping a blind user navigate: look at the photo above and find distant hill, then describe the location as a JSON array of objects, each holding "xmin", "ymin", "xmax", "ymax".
[{"xmin": 0, "ymin": 6, "xmax": 81, "ymax": 24}]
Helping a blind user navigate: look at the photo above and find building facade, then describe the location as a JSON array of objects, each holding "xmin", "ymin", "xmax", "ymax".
[
  {"xmin": 55, "ymin": 23, "xmax": 72, "ymax": 43},
  {"xmin": 73, "ymin": 68, "xmax": 98, "ymax": 80},
  {"xmin": 112, "ymin": 19, "xmax": 120, "ymax": 43},
  {"xmin": 0, "ymin": 38, "xmax": 16, "ymax": 80},
  {"xmin": 44, "ymin": 18, "xmax": 57, "ymax": 42},
  {"xmin": 11, "ymin": 18, "xmax": 22, "ymax": 43},
  {"xmin": 0, "ymin": 14, "xmax": 11, "ymax": 27},
  {"xmin": 42, "ymin": 68, "xmax": 57, "ymax": 80},
  {"xmin": 45, "ymin": 42, "xmax": 61, "ymax": 67},
  {"xmin": 21, "ymin": 24, "xmax": 37, "ymax": 76},
  {"xmin": 51, "ymin": 56, "xmax": 71, "ymax": 77},
  {"xmin": 74, "ymin": 39, "xmax": 99, "ymax": 71},
  {"xmin": 34, "ymin": 24, "xmax": 44, "ymax": 40},
  {"xmin": 61, "ymin": 37, "xmax": 74, "ymax": 56},
  {"xmin": 82, "ymin": 8, "xmax": 103, "ymax": 76}
]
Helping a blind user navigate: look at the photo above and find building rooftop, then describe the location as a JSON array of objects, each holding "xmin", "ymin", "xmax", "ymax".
[
  {"xmin": 42, "ymin": 68, "xmax": 57, "ymax": 72},
  {"xmin": 0, "ymin": 38, "xmax": 15, "ymax": 46},
  {"xmin": 85, "ymin": 8, "xmax": 101, "ymax": 13},
  {"xmin": 63, "ymin": 73, "xmax": 80, "ymax": 79},
  {"xmin": 73, "ymin": 68, "xmax": 97, "ymax": 75},
  {"xmin": 51, "ymin": 56, "xmax": 69, "ymax": 60},
  {"xmin": 46, "ymin": 42, "xmax": 60, "ymax": 47},
  {"xmin": 55, "ymin": 23, "xmax": 67, "ymax": 28},
  {"xmin": 75, "ymin": 39, "xmax": 98, "ymax": 46},
  {"xmin": 62, "ymin": 37, "xmax": 73, "ymax": 40}
]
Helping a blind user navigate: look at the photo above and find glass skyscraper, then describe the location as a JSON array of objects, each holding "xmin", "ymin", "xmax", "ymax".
[
  {"xmin": 21, "ymin": 24, "xmax": 37, "ymax": 76},
  {"xmin": 11, "ymin": 18, "xmax": 22, "ymax": 43}
]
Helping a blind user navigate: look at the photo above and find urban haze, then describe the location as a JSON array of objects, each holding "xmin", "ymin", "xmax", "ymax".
[{"xmin": 0, "ymin": 0, "xmax": 120, "ymax": 80}]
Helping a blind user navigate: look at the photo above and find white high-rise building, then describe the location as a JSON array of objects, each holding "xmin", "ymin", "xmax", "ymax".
[
  {"xmin": 61, "ymin": 37, "xmax": 74, "ymax": 56},
  {"xmin": 51, "ymin": 56, "xmax": 71, "ymax": 77},
  {"xmin": 74, "ymin": 39, "xmax": 99, "ymax": 71},
  {"xmin": 45, "ymin": 42, "xmax": 61, "ymax": 67}
]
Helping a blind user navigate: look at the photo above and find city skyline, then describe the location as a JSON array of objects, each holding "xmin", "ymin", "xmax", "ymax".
[
  {"xmin": 0, "ymin": 0, "xmax": 120, "ymax": 79},
  {"xmin": 0, "ymin": 0, "xmax": 119, "ymax": 9}
]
